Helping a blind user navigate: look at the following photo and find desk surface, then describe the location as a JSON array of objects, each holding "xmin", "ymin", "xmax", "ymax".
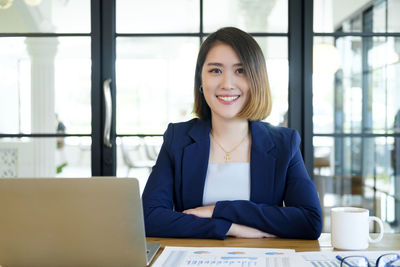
[{"xmin": 147, "ymin": 233, "xmax": 400, "ymax": 265}]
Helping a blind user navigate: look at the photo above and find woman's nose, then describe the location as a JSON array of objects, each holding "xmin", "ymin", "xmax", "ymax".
[{"xmin": 220, "ymin": 72, "xmax": 234, "ymax": 90}]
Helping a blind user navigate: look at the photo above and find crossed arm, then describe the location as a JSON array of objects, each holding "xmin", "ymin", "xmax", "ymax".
[{"xmin": 183, "ymin": 205, "xmax": 275, "ymax": 238}]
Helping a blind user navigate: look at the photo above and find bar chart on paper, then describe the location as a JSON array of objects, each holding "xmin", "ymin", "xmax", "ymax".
[{"xmin": 152, "ymin": 247, "xmax": 310, "ymax": 267}]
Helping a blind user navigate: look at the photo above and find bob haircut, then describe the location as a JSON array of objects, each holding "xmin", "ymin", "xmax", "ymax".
[{"xmin": 193, "ymin": 27, "xmax": 272, "ymax": 121}]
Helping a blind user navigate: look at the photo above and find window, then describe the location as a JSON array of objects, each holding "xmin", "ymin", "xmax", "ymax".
[
  {"xmin": 0, "ymin": 0, "xmax": 92, "ymax": 178},
  {"xmin": 313, "ymin": 0, "xmax": 400, "ymax": 233}
]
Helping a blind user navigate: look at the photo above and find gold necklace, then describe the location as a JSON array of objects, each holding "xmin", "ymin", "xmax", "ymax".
[{"xmin": 210, "ymin": 132, "xmax": 248, "ymax": 163}]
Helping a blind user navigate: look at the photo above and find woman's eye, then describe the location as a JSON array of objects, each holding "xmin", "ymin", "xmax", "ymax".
[
  {"xmin": 209, "ymin": 68, "xmax": 222, "ymax": 74},
  {"xmin": 236, "ymin": 68, "xmax": 245, "ymax": 74}
]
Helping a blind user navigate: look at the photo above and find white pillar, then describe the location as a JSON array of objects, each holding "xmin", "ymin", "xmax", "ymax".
[{"xmin": 25, "ymin": 38, "xmax": 58, "ymax": 177}]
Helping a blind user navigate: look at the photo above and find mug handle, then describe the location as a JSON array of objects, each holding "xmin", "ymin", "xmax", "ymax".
[{"xmin": 368, "ymin": 216, "xmax": 384, "ymax": 243}]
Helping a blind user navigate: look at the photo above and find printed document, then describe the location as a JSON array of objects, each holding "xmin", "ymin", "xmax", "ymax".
[
  {"xmin": 152, "ymin": 246, "xmax": 311, "ymax": 267},
  {"xmin": 298, "ymin": 250, "xmax": 400, "ymax": 267}
]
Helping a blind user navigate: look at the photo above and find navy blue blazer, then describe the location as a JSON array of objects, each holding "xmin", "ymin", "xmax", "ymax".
[{"xmin": 142, "ymin": 118, "xmax": 322, "ymax": 240}]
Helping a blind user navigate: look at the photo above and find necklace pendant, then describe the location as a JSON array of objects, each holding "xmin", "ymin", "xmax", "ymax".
[{"xmin": 224, "ymin": 153, "xmax": 230, "ymax": 163}]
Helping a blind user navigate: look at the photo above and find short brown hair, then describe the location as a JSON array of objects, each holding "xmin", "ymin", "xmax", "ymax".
[{"xmin": 193, "ymin": 27, "xmax": 272, "ymax": 121}]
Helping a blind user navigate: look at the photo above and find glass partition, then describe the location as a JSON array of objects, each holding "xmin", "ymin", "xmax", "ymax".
[
  {"xmin": 0, "ymin": 0, "xmax": 90, "ymax": 33},
  {"xmin": 116, "ymin": 0, "xmax": 199, "ymax": 33},
  {"xmin": 313, "ymin": 0, "xmax": 400, "ymax": 233},
  {"xmin": 116, "ymin": 37, "xmax": 198, "ymax": 134},
  {"xmin": 0, "ymin": 37, "xmax": 91, "ymax": 134},
  {"xmin": 0, "ymin": 137, "xmax": 91, "ymax": 178},
  {"xmin": 203, "ymin": 0, "xmax": 288, "ymax": 33}
]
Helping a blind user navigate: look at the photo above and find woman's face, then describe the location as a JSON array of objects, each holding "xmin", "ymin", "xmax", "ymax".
[{"xmin": 201, "ymin": 42, "xmax": 250, "ymax": 121}]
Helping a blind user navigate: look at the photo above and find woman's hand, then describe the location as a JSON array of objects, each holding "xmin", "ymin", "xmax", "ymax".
[
  {"xmin": 183, "ymin": 205, "xmax": 215, "ymax": 218},
  {"xmin": 183, "ymin": 206, "xmax": 275, "ymax": 238},
  {"xmin": 227, "ymin": 223, "xmax": 276, "ymax": 238}
]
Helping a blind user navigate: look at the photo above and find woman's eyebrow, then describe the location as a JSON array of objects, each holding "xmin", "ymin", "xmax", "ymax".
[
  {"xmin": 206, "ymin": 62, "xmax": 243, "ymax": 67},
  {"xmin": 207, "ymin": 62, "xmax": 223, "ymax": 67}
]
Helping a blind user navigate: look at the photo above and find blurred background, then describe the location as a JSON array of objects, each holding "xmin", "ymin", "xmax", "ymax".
[{"xmin": 0, "ymin": 0, "xmax": 399, "ymax": 234}]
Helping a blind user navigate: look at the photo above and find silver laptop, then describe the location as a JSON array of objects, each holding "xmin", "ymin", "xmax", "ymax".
[{"xmin": 0, "ymin": 177, "xmax": 160, "ymax": 267}]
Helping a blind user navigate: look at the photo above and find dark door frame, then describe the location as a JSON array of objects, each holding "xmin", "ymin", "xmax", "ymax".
[{"xmin": 91, "ymin": 0, "xmax": 117, "ymax": 176}]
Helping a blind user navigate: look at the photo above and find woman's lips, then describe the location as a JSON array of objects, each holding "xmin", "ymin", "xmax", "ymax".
[{"xmin": 216, "ymin": 95, "xmax": 240, "ymax": 105}]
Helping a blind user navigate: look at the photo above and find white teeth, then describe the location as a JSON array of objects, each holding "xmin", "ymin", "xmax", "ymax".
[{"xmin": 218, "ymin": 96, "xmax": 239, "ymax": 102}]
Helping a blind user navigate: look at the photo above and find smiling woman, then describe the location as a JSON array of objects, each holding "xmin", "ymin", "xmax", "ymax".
[
  {"xmin": 200, "ymin": 43, "xmax": 250, "ymax": 122},
  {"xmin": 193, "ymin": 28, "xmax": 271, "ymax": 122},
  {"xmin": 142, "ymin": 27, "xmax": 322, "ymax": 240}
]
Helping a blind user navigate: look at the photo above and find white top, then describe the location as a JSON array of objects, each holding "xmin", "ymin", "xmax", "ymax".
[{"xmin": 202, "ymin": 162, "xmax": 251, "ymax": 206}]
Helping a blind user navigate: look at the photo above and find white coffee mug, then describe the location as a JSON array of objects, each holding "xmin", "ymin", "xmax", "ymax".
[{"xmin": 331, "ymin": 207, "xmax": 384, "ymax": 250}]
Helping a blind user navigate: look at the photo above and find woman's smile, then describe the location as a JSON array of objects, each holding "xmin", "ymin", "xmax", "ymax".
[{"xmin": 216, "ymin": 94, "xmax": 241, "ymax": 105}]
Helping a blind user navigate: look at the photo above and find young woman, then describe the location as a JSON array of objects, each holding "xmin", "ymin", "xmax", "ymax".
[{"xmin": 142, "ymin": 27, "xmax": 322, "ymax": 240}]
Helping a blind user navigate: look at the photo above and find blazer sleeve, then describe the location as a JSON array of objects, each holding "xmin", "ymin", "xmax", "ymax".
[
  {"xmin": 142, "ymin": 123, "xmax": 232, "ymax": 239},
  {"xmin": 212, "ymin": 130, "xmax": 323, "ymax": 239}
]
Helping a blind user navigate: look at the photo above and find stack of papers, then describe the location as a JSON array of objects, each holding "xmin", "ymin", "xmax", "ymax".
[{"xmin": 152, "ymin": 247, "xmax": 400, "ymax": 267}]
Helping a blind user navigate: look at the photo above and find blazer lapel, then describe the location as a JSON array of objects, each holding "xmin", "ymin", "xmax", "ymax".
[
  {"xmin": 250, "ymin": 121, "xmax": 276, "ymax": 204},
  {"xmin": 181, "ymin": 119, "xmax": 211, "ymax": 209}
]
